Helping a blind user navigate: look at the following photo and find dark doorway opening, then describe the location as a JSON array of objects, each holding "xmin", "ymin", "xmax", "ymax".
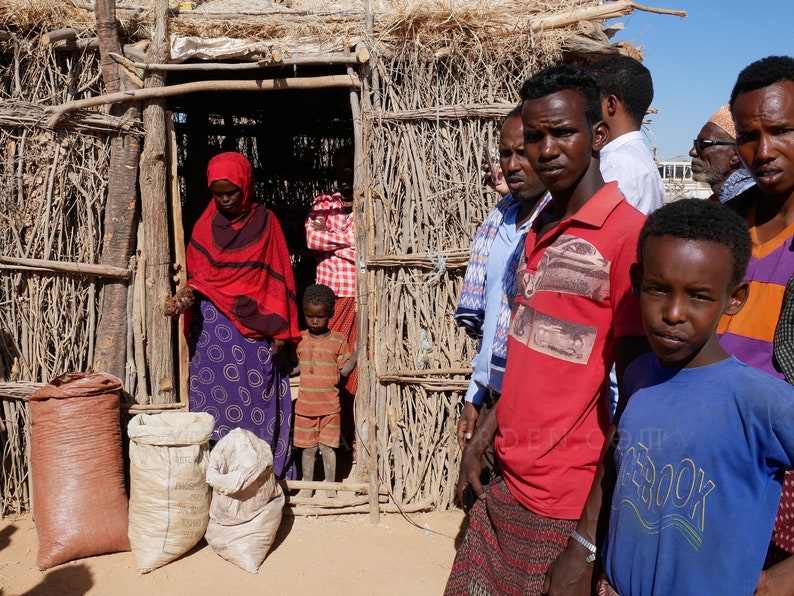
[
  {"xmin": 165, "ymin": 71, "xmax": 358, "ymax": 480},
  {"xmin": 167, "ymin": 76, "xmax": 355, "ymax": 300}
]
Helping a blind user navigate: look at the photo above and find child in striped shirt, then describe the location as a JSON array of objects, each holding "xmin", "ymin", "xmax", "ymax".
[{"xmin": 294, "ymin": 284, "xmax": 355, "ymax": 497}]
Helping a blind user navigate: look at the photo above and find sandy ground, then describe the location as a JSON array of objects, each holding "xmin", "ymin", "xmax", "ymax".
[{"xmin": 0, "ymin": 509, "xmax": 467, "ymax": 596}]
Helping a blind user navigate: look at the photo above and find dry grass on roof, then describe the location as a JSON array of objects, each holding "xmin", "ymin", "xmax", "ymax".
[
  {"xmin": 0, "ymin": 0, "xmax": 603, "ymax": 48},
  {"xmin": 0, "ymin": 1, "xmax": 94, "ymax": 33}
]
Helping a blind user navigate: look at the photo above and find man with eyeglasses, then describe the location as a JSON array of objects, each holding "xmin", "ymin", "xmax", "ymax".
[{"xmin": 690, "ymin": 103, "xmax": 757, "ymax": 207}]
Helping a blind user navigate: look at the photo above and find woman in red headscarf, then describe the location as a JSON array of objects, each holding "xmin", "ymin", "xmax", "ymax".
[{"xmin": 164, "ymin": 151, "xmax": 300, "ymax": 479}]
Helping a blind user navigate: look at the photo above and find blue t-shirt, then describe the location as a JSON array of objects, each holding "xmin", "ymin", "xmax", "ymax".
[{"xmin": 604, "ymin": 355, "xmax": 794, "ymax": 596}]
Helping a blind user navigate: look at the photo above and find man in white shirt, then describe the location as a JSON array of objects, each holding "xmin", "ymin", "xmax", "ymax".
[
  {"xmin": 590, "ymin": 55, "xmax": 665, "ymax": 215},
  {"xmin": 590, "ymin": 55, "xmax": 665, "ymax": 419}
]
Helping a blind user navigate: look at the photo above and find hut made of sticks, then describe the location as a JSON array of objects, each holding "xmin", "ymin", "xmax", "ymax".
[{"xmin": 0, "ymin": 0, "xmax": 683, "ymax": 518}]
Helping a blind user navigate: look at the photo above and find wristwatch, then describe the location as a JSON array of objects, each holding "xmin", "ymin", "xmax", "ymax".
[{"xmin": 570, "ymin": 530, "xmax": 598, "ymax": 564}]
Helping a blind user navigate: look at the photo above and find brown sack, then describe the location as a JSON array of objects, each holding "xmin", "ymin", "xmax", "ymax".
[{"xmin": 30, "ymin": 372, "xmax": 130, "ymax": 570}]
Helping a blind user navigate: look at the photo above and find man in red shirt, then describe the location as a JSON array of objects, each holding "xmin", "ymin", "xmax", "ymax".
[{"xmin": 446, "ymin": 64, "xmax": 648, "ymax": 595}]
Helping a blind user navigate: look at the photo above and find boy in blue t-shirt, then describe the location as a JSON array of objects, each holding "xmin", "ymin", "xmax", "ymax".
[{"xmin": 601, "ymin": 199, "xmax": 794, "ymax": 595}]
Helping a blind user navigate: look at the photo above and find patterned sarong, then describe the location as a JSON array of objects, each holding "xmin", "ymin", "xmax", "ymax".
[
  {"xmin": 766, "ymin": 472, "xmax": 794, "ymax": 567},
  {"xmin": 189, "ymin": 298, "xmax": 296, "ymax": 479},
  {"xmin": 445, "ymin": 476, "xmax": 576, "ymax": 595},
  {"xmin": 597, "ymin": 575, "xmax": 620, "ymax": 596},
  {"xmin": 330, "ymin": 295, "xmax": 357, "ymax": 446}
]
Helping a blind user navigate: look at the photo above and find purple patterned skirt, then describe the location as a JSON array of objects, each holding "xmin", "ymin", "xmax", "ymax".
[{"xmin": 188, "ymin": 298, "xmax": 295, "ymax": 479}]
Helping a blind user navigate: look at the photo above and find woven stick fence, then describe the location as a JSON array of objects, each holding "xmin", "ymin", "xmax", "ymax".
[
  {"xmin": 355, "ymin": 37, "xmax": 551, "ymax": 509},
  {"xmin": 0, "ymin": 43, "xmax": 115, "ymax": 383},
  {"xmin": 0, "ymin": 40, "xmax": 119, "ymax": 515}
]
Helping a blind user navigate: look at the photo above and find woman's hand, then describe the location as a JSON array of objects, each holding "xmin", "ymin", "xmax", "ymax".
[
  {"xmin": 163, "ymin": 286, "xmax": 195, "ymax": 317},
  {"xmin": 271, "ymin": 339, "xmax": 285, "ymax": 355}
]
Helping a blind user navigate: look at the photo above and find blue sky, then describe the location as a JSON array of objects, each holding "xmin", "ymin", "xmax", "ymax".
[{"xmin": 609, "ymin": 0, "xmax": 794, "ymax": 161}]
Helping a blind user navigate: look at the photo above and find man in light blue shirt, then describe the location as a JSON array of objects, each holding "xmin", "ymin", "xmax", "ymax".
[{"xmin": 455, "ymin": 107, "xmax": 548, "ymax": 448}]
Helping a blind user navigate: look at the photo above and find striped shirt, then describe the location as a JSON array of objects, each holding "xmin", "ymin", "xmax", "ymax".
[
  {"xmin": 295, "ymin": 329, "xmax": 351, "ymax": 416},
  {"xmin": 718, "ymin": 212, "xmax": 794, "ymax": 379}
]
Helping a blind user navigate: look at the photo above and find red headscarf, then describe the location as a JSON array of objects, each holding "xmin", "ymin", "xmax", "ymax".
[{"xmin": 185, "ymin": 152, "xmax": 300, "ymax": 342}]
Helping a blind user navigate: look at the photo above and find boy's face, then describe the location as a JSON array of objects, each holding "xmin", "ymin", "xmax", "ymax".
[
  {"xmin": 333, "ymin": 154, "xmax": 354, "ymax": 202},
  {"xmin": 521, "ymin": 89, "xmax": 606, "ymax": 195},
  {"xmin": 304, "ymin": 302, "xmax": 332, "ymax": 335},
  {"xmin": 631, "ymin": 236, "xmax": 747, "ymax": 369}
]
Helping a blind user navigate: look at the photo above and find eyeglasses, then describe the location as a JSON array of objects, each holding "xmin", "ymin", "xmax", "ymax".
[{"xmin": 692, "ymin": 138, "xmax": 735, "ymax": 154}]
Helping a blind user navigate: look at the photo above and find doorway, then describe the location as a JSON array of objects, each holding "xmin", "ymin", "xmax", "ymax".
[{"xmin": 164, "ymin": 71, "xmax": 359, "ymax": 482}]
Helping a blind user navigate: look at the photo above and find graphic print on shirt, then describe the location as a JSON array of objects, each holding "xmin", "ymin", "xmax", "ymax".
[
  {"xmin": 510, "ymin": 304, "xmax": 596, "ymax": 363},
  {"xmin": 526, "ymin": 235, "xmax": 611, "ymax": 301},
  {"xmin": 613, "ymin": 440, "xmax": 716, "ymax": 551},
  {"xmin": 511, "ymin": 234, "xmax": 608, "ymax": 364}
]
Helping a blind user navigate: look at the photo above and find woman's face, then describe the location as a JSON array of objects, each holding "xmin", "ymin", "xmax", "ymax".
[{"xmin": 210, "ymin": 179, "xmax": 244, "ymax": 214}]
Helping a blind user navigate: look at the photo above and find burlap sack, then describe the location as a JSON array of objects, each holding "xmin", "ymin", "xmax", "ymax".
[
  {"xmin": 30, "ymin": 372, "xmax": 130, "ymax": 570},
  {"xmin": 204, "ymin": 428, "xmax": 284, "ymax": 573},
  {"xmin": 127, "ymin": 412, "xmax": 215, "ymax": 573}
]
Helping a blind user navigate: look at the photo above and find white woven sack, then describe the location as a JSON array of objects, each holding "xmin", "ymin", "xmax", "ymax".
[
  {"xmin": 205, "ymin": 428, "xmax": 284, "ymax": 573},
  {"xmin": 127, "ymin": 412, "xmax": 215, "ymax": 573}
]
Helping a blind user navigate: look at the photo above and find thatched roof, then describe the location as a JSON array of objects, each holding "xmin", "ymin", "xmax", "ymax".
[{"xmin": 1, "ymin": 0, "xmax": 684, "ymax": 63}]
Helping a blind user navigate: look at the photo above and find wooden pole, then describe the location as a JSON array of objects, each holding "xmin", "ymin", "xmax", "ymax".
[
  {"xmin": 347, "ymin": 64, "xmax": 379, "ymax": 526},
  {"xmin": 138, "ymin": 0, "xmax": 176, "ymax": 405},
  {"xmin": 92, "ymin": 0, "xmax": 142, "ymax": 383},
  {"xmin": 166, "ymin": 117, "xmax": 190, "ymax": 406},
  {"xmin": 41, "ymin": 28, "xmax": 81, "ymax": 45},
  {"xmin": 369, "ymin": 103, "xmax": 515, "ymax": 122},
  {"xmin": 532, "ymin": 1, "xmax": 685, "ymax": 32},
  {"xmin": 44, "ymin": 75, "xmax": 361, "ymax": 128},
  {"xmin": 378, "ymin": 367, "xmax": 471, "ymax": 377},
  {"xmin": 109, "ymin": 52, "xmax": 366, "ymax": 71},
  {"xmin": 0, "ymin": 255, "xmax": 130, "ymax": 279},
  {"xmin": 286, "ymin": 500, "xmax": 433, "ymax": 517},
  {"xmin": 283, "ymin": 480, "xmax": 371, "ymax": 492}
]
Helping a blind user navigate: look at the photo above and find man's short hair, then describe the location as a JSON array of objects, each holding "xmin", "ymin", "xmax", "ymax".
[
  {"xmin": 503, "ymin": 104, "xmax": 522, "ymax": 124},
  {"xmin": 637, "ymin": 199, "xmax": 751, "ymax": 288},
  {"xmin": 519, "ymin": 64, "xmax": 602, "ymax": 127},
  {"xmin": 303, "ymin": 283, "xmax": 336, "ymax": 310},
  {"xmin": 589, "ymin": 55, "xmax": 654, "ymax": 128},
  {"xmin": 730, "ymin": 55, "xmax": 794, "ymax": 109}
]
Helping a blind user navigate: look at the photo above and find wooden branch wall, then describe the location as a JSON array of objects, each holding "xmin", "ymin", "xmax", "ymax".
[
  {"xmin": 0, "ymin": 8, "xmax": 628, "ymax": 511},
  {"xmin": 360, "ymin": 41, "xmax": 550, "ymax": 508},
  {"xmin": 0, "ymin": 42, "xmax": 110, "ymax": 384}
]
